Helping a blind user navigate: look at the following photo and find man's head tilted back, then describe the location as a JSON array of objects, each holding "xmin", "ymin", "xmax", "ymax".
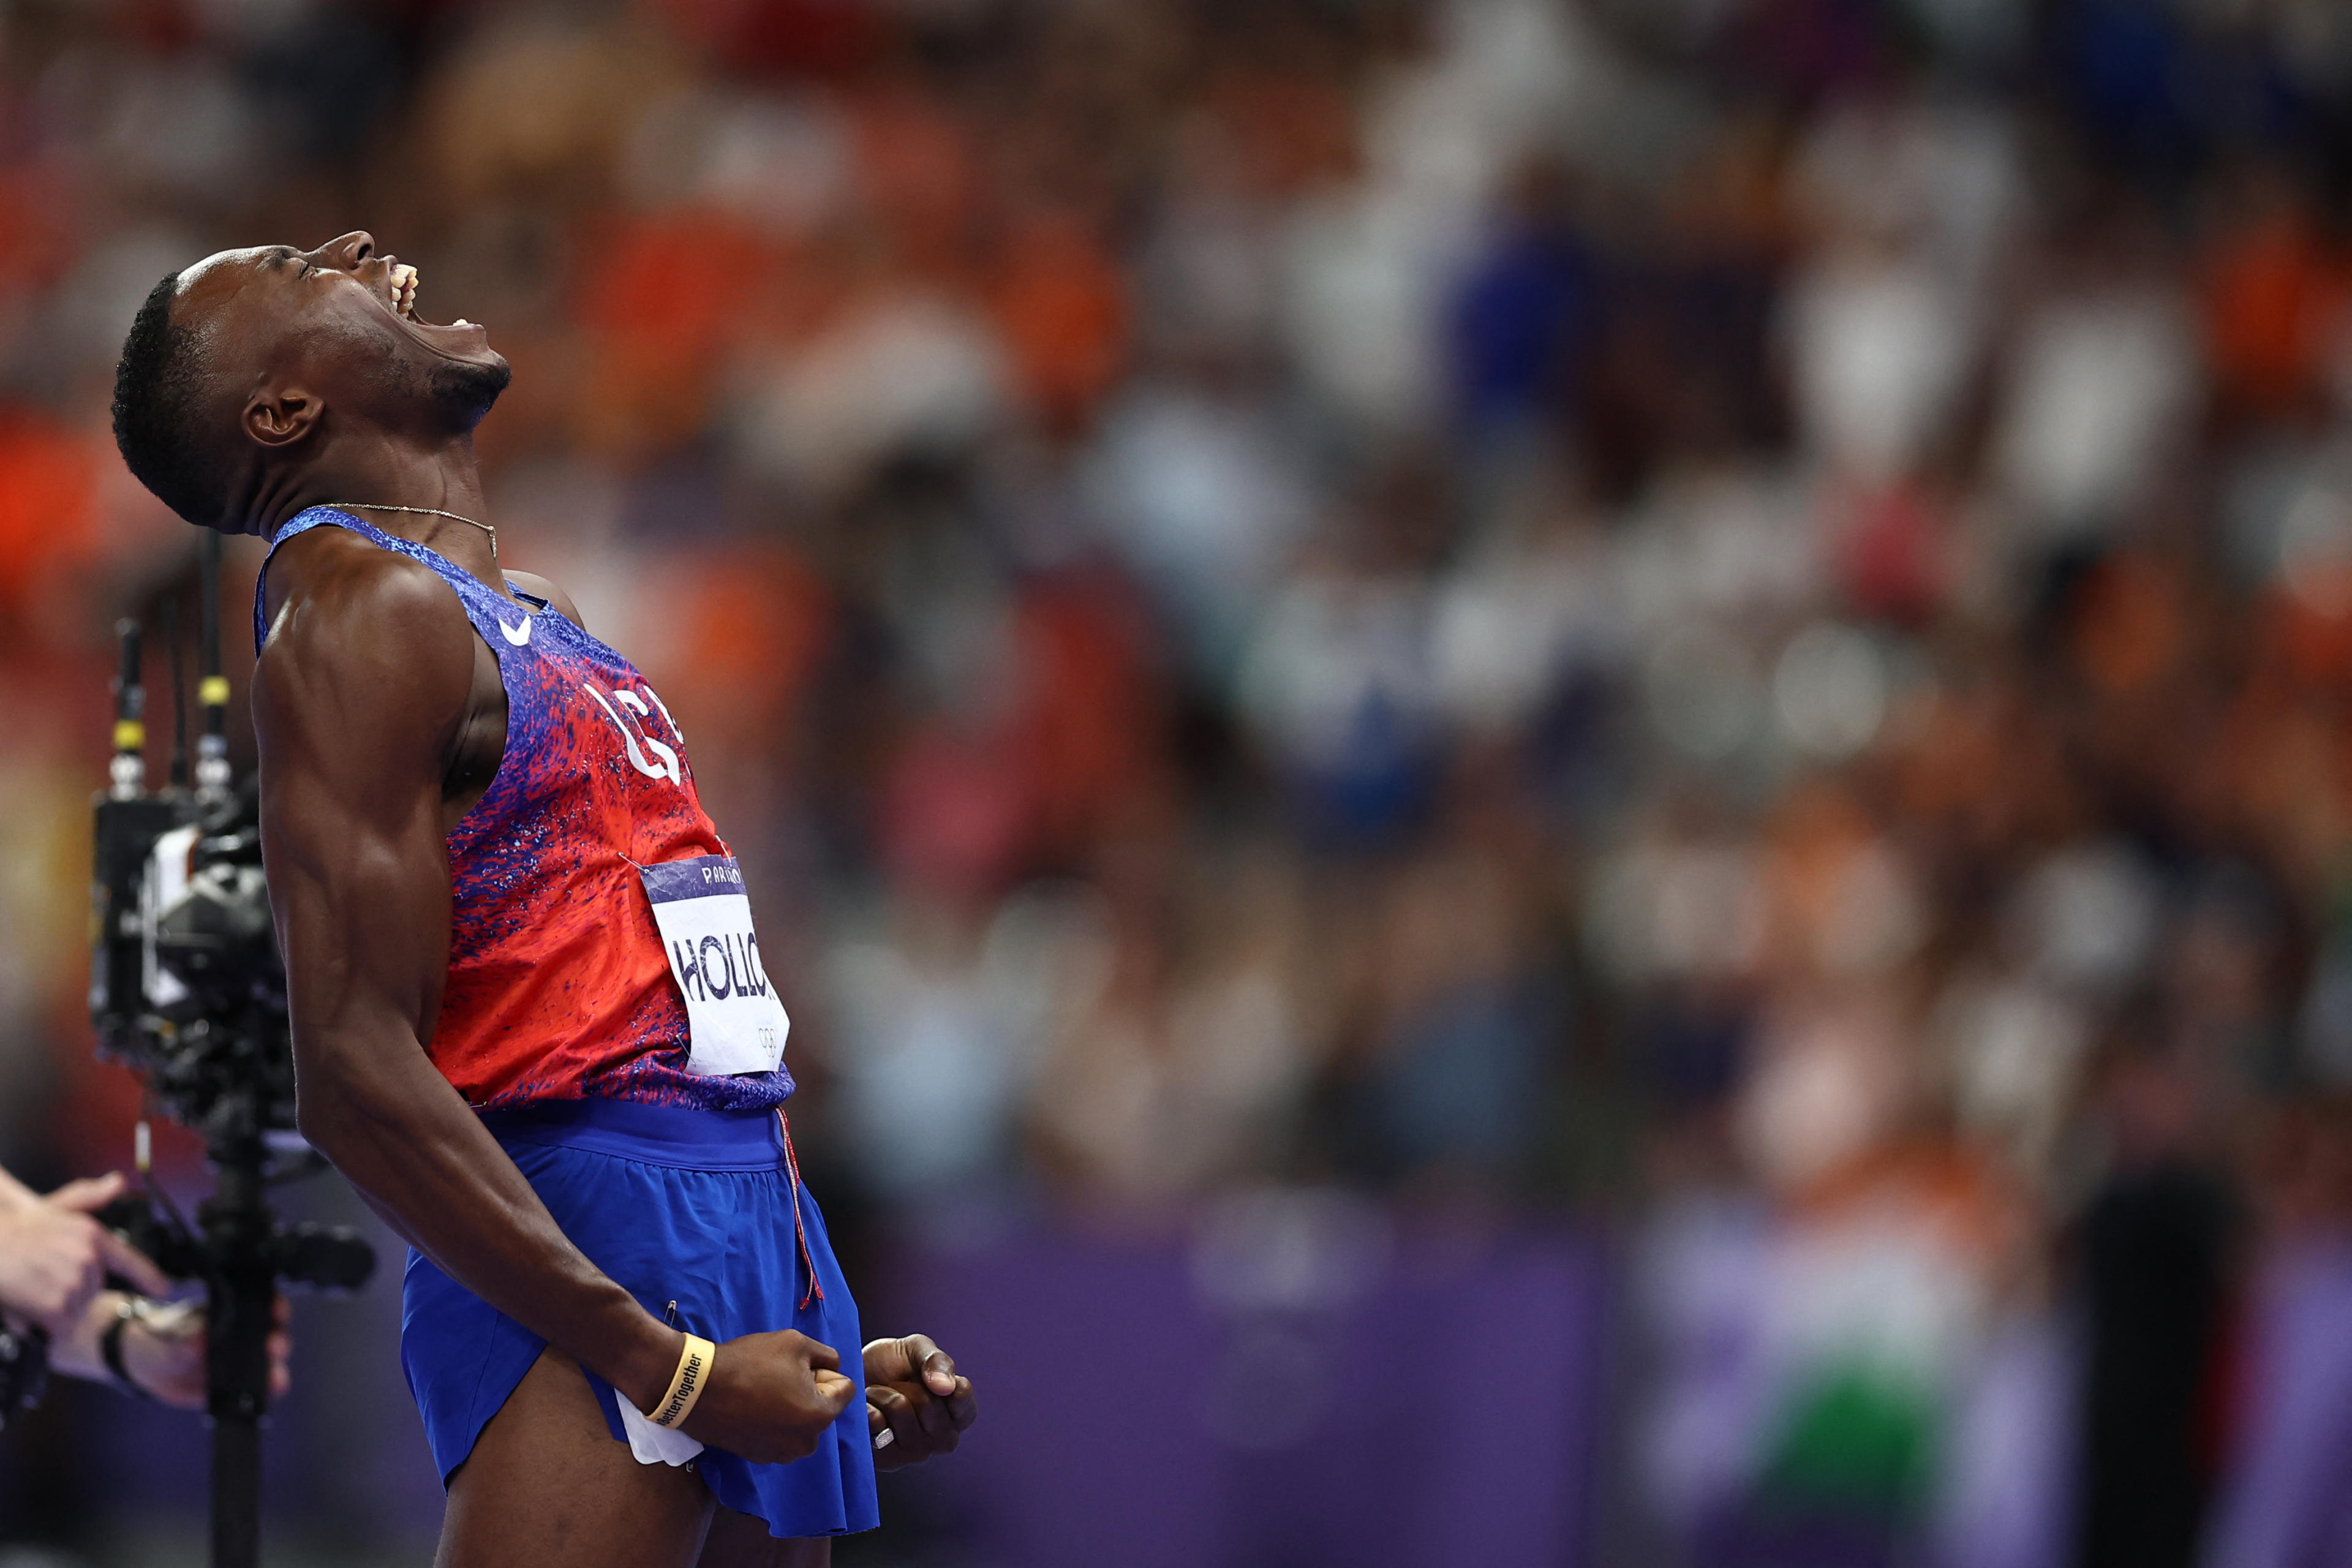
[{"xmin": 110, "ymin": 232, "xmax": 510, "ymax": 532}]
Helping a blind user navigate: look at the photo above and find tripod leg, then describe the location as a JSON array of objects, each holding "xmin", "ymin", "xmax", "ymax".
[
  {"xmin": 203, "ymin": 1155, "xmax": 279, "ymax": 1568},
  {"xmin": 211, "ymin": 1414, "xmax": 262, "ymax": 1568}
]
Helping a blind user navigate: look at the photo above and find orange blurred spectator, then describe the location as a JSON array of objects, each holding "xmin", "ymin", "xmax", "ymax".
[
  {"xmin": 1200, "ymin": 60, "xmax": 1359, "ymax": 199},
  {"xmin": 1011, "ymin": 569, "xmax": 1168, "ymax": 862},
  {"xmin": 572, "ymin": 210, "xmax": 789, "ymax": 456},
  {"xmin": 0, "ymin": 165, "xmax": 82, "ymax": 303},
  {"xmin": 991, "ymin": 209, "xmax": 1128, "ymax": 432},
  {"xmin": 2199, "ymin": 162, "xmax": 2352, "ymax": 425},
  {"xmin": 853, "ymin": 82, "xmax": 984, "ymax": 279},
  {"xmin": 0, "ymin": 408, "xmax": 102, "ymax": 633},
  {"xmin": 639, "ymin": 544, "xmax": 834, "ymax": 755},
  {"xmin": 2070, "ymin": 551, "xmax": 2191, "ymax": 699}
]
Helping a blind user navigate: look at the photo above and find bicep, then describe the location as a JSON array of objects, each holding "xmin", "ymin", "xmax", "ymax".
[
  {"xmin": 261, "ymin": 765, "xmax": 450, "ymax": 1048},
  {"xmin": 254, "ymin": 591, "xmax": 470, "ymax": 1057}
]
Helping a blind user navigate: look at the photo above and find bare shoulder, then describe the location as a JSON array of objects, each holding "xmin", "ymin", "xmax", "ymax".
[
  {"xmin": 502, "ymin": 570, "xmax": 586, "ymax": 632},
  {"xmin": 254, "ymin": 529, "xmax": 476, "ymax": 756}
]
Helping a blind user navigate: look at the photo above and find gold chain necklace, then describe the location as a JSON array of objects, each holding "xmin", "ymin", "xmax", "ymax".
[{"xmin": 326, "ymin": 502, "xmax": 497, "ymax": 564}]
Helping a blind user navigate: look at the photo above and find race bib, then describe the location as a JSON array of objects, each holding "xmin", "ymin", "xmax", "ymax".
[{"xmin": 638, "ymin": 855, "xmax": 790, "ymax": 1076}]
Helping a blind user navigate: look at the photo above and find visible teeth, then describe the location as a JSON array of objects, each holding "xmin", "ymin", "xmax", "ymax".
[
  {"xmin": 391, "ymin": 264, "xmax": 418, "ymax": 317},
  {"xmin": 454, "ymin": 318, "xmax": 471, "ymax": 327}
]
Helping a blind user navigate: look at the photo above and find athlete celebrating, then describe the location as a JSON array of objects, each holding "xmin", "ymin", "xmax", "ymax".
[{"xmin": 108, "ymin": 232, "xmax": 976, "ymax": 1566}]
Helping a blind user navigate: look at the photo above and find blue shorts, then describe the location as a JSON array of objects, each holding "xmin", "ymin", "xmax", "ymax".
[{"xmin": 399, "ymin": 1098, "xmax": 880, "ymax": 1539}]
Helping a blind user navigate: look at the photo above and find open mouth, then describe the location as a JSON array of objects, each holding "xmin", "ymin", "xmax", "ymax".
[{"xmin": 385, "ymin": 262, "xmax": 473, "ymax": 330}]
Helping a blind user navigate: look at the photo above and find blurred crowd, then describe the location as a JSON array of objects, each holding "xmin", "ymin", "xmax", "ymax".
[{"xmin": 4, "ymin": 0, "xmax": 2352, "ymax": 1562}]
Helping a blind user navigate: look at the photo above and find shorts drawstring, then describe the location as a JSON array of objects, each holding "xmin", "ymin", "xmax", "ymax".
[{"xmin": 777, "ymin": 1111, "xmax": 824, "ymax": 1310}]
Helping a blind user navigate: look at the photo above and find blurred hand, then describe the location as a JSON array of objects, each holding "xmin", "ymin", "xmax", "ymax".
[
  {"xmin": 0, "ymin": 1164, "xmax": 40, "ymax": 1215},
  {"xmin": 676, "ymin": 1329, "xmax": 858, "ymax": 1464},
  {"xmin": 863, "ymin": 1333, "xmax": 976, "ymax": 1470},
  {"xmin": 118, "ymin": 1294, "xmax": 294, "ymax": 1411},
  {"xmin": 0, "ymin": 1173, "xmax": 170, "ymax": 1330}
]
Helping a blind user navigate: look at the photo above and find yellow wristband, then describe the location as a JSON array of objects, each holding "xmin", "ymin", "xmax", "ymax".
[{"xmin": 647, "ymin": 1334, "xmax": 715, "ymax": 1430}]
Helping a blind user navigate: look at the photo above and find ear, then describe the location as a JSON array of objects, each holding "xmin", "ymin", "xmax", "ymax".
[{"xmin": 243, "ymin": 386, "xmax": 320, "ymax": 450}]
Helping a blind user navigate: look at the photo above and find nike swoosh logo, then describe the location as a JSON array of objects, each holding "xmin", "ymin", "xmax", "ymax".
[{"xmin": 499, "ymin": 616, "xmax": 532, "ymax": 646}]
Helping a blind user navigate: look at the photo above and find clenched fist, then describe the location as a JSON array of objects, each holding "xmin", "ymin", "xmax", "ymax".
[
  {"xmin": 862, "ymin": 1333, "xmax": 977, "ymax": 1470},
  {"xmin": 673, "ymin": 1328, "xmax": 858, "ymax": 1464}
]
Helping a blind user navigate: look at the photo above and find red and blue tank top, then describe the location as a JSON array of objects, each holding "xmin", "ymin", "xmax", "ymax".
[{"xmin": 255, "ymin": 507, "xmax": 794, "ymax": 1112}]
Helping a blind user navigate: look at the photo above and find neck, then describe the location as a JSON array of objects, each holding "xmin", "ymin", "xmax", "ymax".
[{"xmin": 254, "ymin": 435, "xmax": 500, "ymax": 584}]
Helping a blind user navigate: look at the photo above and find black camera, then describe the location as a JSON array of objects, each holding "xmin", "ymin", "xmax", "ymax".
[{"xmin": 92, "ymin": 772, "xmax": 293, "ymax": 1138}]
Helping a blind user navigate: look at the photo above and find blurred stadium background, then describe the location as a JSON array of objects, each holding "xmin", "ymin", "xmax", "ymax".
[{"xmin": 5, "ymin": 0, "xmax": 2352, "ymax": 1563}]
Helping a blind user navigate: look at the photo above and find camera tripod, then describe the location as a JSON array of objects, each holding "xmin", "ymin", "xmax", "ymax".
[
  {"xmin": 92, "ymin": 533, "xmax": 375, "ymax": 1568},
  {"xmin": 108, "ymin": 1085, "xmax": 374, "ymax": 1568}
]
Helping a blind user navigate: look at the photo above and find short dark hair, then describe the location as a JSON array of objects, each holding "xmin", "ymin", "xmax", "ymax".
[{"xmin": 111, "ymin": 271, "xmax": 221, "ymax": 526}]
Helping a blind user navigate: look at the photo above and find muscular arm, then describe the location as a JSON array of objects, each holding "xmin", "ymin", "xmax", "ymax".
[{"xmin": 254, "ymin": 549, "xmax": 682, "ymax": 1415}]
